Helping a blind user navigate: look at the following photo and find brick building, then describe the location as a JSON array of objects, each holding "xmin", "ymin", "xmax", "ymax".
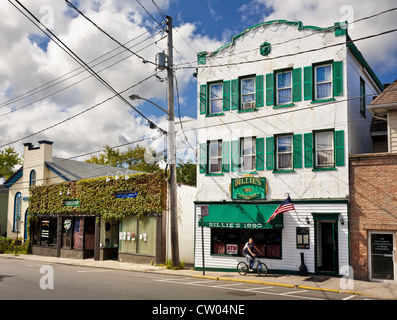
[{"xmin": 349, "ymin": 79, "xmax": 397, "ymax": 282}]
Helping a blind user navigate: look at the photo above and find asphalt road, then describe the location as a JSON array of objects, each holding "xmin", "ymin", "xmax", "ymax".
[{"xmin": 0, "ymin": 256, "xmax": 371, "ymax": 302}]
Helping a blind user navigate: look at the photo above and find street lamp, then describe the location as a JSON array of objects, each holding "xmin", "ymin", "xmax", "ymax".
[{"xmin": 128, "ymin": 94, "xmax": 169, "ymax": 116}]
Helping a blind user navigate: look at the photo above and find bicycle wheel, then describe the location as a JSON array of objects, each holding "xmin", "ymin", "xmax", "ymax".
[
  {"xmin": 237, "ymin": 262, "xmax": 248, "ymax": 276},
  {"xmin": 256, "ymin": 262, "xmax": 268, "ymax": 276}
]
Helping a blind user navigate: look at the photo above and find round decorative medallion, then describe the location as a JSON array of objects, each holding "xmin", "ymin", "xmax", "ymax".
[{"xmin": 259, "ymin": 42, "xmax": 271, "ymax": 56}]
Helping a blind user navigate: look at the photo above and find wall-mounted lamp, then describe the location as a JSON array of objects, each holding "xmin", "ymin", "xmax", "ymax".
[
  {"xmin": 125, "ymin": 169, "xmax": 133, "ymax": 180},
  {"xmin": 106, "ymin": 174, "xmax": 112, "ymax": 182},
  {"xmin": 305, "ymin": 216, "xmax": 310, "ymax": 225},
  {"xmin": 340, "ymin": 216, "xmax": 345, "ymax": 225}
]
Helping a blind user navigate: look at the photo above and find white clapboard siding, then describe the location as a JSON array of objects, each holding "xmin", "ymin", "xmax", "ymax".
[{"xmin": 194, "ymin": 203, "xmax": 348, "ymax": 275}]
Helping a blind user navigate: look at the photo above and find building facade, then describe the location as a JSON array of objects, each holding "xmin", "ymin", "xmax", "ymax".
[
  {"xmin": 194, "ymin": 20, "xmax": 383, "ymax": 275},
  {"xmin": 349, "ymin": 80, "xmax": 397, "ymax": 282}
]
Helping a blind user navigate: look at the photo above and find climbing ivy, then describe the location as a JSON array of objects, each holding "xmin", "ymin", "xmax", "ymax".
[{"xmin": 28, "ymin": 172, "xmax": 166, "ymax": 220}]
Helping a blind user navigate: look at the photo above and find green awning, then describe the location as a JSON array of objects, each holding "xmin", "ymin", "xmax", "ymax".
[{"xmin": 199, "ymin": 204, "xmax": 283, "ymax": 229}]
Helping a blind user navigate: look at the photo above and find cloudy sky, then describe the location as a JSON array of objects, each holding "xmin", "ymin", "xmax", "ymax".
[{"xmin": 0, "ymin": 0, "xmax": 396, "ymax": 163}]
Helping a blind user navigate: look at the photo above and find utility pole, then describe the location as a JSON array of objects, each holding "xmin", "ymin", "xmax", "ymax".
[{"xmin": 166, "ymin": 15, "xmax": 179, "ymax": 267}]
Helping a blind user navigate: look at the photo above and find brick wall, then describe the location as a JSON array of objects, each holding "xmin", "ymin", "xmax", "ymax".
[{"xmin": 349, "ymin": 153, "xmax": 397, "ymax": 280}]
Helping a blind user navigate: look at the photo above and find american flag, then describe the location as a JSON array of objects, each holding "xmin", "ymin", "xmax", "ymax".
[{"xmin": 267, "ymin": 196, "xmax": 295, "ymax": 223}]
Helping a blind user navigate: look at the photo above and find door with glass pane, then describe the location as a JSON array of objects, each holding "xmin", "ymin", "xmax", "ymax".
[{"xmin": 370, "ymin": 232, "xmax": 395, "ymax": 281}]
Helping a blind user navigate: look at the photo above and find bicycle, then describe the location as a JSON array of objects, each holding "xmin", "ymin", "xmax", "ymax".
[{"xmin": 237, "ymin": 256, "xmax": 268, "ymax": 276}]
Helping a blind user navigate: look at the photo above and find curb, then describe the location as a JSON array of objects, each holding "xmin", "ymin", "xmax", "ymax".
[{"xmin": 192, "ymin": 275, "xmax": 375, "ymax": 298}]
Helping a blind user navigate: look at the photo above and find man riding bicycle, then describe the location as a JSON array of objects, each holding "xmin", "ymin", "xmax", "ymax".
[{"xmin": 242, "ymin": 238, "xmax": 260, "ymax": 270}]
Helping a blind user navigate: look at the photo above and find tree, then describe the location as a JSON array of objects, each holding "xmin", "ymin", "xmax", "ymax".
[
  {"xmin": 176, "ymin": 159, "xmax": 196, "ymax": 186},
  {"xmin": 0, "ymin": 147, "xmax": 22, "ymax": 180},
  {"xmin": 86, "ymin": 145, "xmax": 162, "ymax": 173}
]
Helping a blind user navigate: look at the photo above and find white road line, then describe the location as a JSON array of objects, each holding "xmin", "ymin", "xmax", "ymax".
[
  {"xmin": 343, "ymin": 295, "xmax": 355, "ymax": 300},
  {"xmin": 279, "ymin": 290, "xmax": 308, "ymax": 295},
  {"xmin": 214, "ymin": 283, "xmax": 243, "ymax": 288},
  {"xmin": 186, "ymin": 280, "xmax": 219, "ymax": 285},
  {"xmin": 243, "ymin": 286, "xmax": 274, "ymax": 291}
]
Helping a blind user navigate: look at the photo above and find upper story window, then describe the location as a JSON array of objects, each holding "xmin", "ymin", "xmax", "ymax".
[
  {"xmin": 360, "ymin": 78, "xmax": 366, "ymax": 117},
  {"xmin": 29, "ymin": 170, "xmax": 36, "ymax": 187},
  {"xmin": 240, "ymin": 77, "xmax": 255, "ymax": 110},
  {"xmin": 315, "ymin": 131, "xmax": 334, "ymax": 168},
  {"xmin": 209, "ymin": 83, "xmax": 223, "ymax": 115},
  {"xmin": 240, "ymin": 137, "xmax": 256, "ymax": 172},
  {"xmin": 276, "ymin": 71, "xmax": 292, "ymax": 105},
  {"xmin": 314, "ymin": 64, "xmax": 332, "ymax": 100},
  {"xmin": 209, "ymin": 140, "xmax": 222, "ymax": 173},
  {"xmin": 276, "ymin": 135, "xmax": 293, "ymax": 170}
]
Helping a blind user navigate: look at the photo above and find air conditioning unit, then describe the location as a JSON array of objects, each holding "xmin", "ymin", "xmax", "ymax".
[{"xmin": 242, "ymin": 101, "xmax": 255, "ymax": 110}]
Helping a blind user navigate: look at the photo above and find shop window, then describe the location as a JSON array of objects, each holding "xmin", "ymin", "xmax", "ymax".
[
  {"xmin": 211, "ymin": 228, "xmax": 281, "ymax": 259},
  {"xmin": 61, "ymin": 216, "xmax": 95, "ymax": 251},
  {"xmin": 32, "ymin": 217, "xmax": 57, "ymax": 247}
]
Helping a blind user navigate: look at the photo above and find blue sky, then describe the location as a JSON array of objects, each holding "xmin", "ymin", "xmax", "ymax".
[{"xmin": 0, "ymin": 0, "xmax": 396, "ymax": 160}]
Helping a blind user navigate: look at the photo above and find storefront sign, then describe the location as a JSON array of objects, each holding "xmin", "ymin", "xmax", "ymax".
[
  {"xmin": 231, "ymin": 177, "xmax": 267, "ymax": 200},
  {"xmin": 115, "ymin": 191, "xmax": 138, "ymax": 199},
  {"xmin": 226, "ymin": 244, "xmax": 238, "ymax": 255},
  {"xmin": 64, "ymin": 199, "xmax": 80, "ymax": 207},
  {"xmin": 64, "ymin": 219, "xmax": 72, "ymax": 231},
  {"xmin": 41, "ymin": 220, "xmax": 50, "ymax": 238},
  {"xmin": 205, "ymin": 221, "xmax": 281, "ymax": 229}
]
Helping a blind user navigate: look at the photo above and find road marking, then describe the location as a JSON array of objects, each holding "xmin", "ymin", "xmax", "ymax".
[
  {"xmin": 343, "ymin": 295, "xmax": 355, "ymax": 300},
  {"xmin": 280, "ymin": 290, "xmax": 308, "ymax": 295},
  {"xmin": 214, "ymin": 283, "xmax": 243, "ymax": 288},
  {"xmin": 186, "ymin": 280, "xmax": 219, "ymax": 285}
]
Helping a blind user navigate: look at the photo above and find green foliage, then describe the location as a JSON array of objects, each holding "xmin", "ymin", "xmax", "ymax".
[
  {"xmin": 176, "ymin": 159, "xmax": 197, "ymax": 186},
  {"xmin": 28, "ymin": 172, "xmax": 166, "ymax": 221},
  {"xmin": 0, "ymin": 147, "xmax": 22, "ymax": 180},
  {"xmin": 0, "ymin": 237, "xmax": 29, "ymax": 254},
  {"xmin": 86, "ymin": 144, "xmax": 162, "ymax": 173}
]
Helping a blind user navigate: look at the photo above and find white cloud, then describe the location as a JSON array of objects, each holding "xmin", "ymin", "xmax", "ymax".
[
  {"xmin": 0, "ymin": 0, "xmax": 218, "ymax": 162},
  {"xmin": 239, "ymin": 0, "xmax": 397, "ymax": 80}
]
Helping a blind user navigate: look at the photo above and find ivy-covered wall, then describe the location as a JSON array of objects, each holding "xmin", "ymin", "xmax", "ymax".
[{"xmin": 29, "ymin": 172, "xmax": 166, "ymax": 220}]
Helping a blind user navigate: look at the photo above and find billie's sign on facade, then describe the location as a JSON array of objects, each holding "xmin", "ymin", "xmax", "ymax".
[{"xmin": 231, "ymin": 177, "xmax": 267, "ymax": 200}]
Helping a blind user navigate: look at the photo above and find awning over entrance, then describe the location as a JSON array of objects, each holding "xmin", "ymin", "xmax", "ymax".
[{"xmin": 198, "ymin": 204, "xmax": 283, "ymax": 229}]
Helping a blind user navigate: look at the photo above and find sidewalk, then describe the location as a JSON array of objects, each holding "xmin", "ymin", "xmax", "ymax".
[{"xmin": 2, "ymin": 253, "xmax": 396, "ymax": 300}]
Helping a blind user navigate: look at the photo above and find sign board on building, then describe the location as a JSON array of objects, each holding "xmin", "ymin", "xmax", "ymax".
[
  {"xmin": 115, "ymin": 191, "xmax": 138, "ymax": 199},
  {"xmin": 226, "ymin": 244, "xmax": 238, "ymax": 255},
  {"xmin": 231, "ymin": 177, "xmax": 267, "ymax": 200},
  {"xmin": 64, "ymin": 199, "xmax": 80, "ymax": 207}
]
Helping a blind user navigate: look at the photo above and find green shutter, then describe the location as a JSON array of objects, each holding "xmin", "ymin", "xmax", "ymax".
[
  {"xmin": 292, "ymin": 68, "xmax": 302, "ymax": 102},
  {"xmin": 333, "ymin": 61, "xmax": 343, "ymax": 96},
  {"xmin": 231, "ymin": 79, "xmax": 239, "ymax": 110},
  {"xmin": 223, "ymin": 80, "xmax": 230, "ymax": 111},
  {"xmin": 255, "ymin": 75, "xmax": 264, "ymax": 107},
  {"xmin": 231, "ymin": 140, "xmax": 239, "ymax": 172},
  {"xmin": 293, "ymin": 134, "xmax": 302, "ymax": 169},
  {"xmin": 222, "ymin": 141, "xmax": 230, "ymax": 172},
  {"xmin": 304, "ymin": 133, "xmax": 313, "ymax": 168},
  {"xmin": 199, "ymin": 84, "xmax": 207, "ymax": 114},
  {"xmin": 199, "ymin": 143, "xmax": 207, "ymax": 173},
  {"xmin": 303, "ymin": 66, "xmax": 312, "ymax": 101},
  {"xmin": 265, "ymin": 73, "xmax": 274, "ymax": 106},
  {"xmin": 265, "ymin": 137, "xmax": 274, "ymax": 170},
  {"xmin": 334, "ymin": 130, "xmax": 345, "ymax": 166},
  {"xmin": 256, "ymin": 137, "xmax": 264, "ymax": 170}
]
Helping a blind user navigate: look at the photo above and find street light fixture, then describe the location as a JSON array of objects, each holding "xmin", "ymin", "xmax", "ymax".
[{"xmin": 129, "ymin": 94, "xmax": 169, "ymax": 116}]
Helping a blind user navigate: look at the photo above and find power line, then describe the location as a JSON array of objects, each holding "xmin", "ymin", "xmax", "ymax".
[{"xmin": 11, "ymin": 0, "xmax": 164, "ymax": 134}]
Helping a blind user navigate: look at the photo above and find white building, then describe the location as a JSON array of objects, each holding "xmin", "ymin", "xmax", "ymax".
[{"xmin": 194, "ymin": 20, "xmax": 384, "ymax": 275}]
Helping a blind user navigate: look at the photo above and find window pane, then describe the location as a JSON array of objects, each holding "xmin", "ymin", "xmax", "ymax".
[
  {"xmin": 278, "ymin": 88, "xmax": 292, "ymax": 104},
  {"xmin": 241, "ymin": 138, "xmax": 255, "ymax": 155},
  {"xmin": 316, "ymin": 66, "xmax": 331, "ymax": 82},
  {"xmin": 277, "ymin": 136, "xmax": 292, "ymax": 152},
  {"xmin": 278, "ymin": 153, "xmax": 292, "ymax": 169},
  {"xmin": 209, "ymin": 141, "xmax": 222, "ymax": 173},
  {"xmin": 316, "ymin": 132, "xmax": 333, "ymax": 150},
  {"xmin": 242, "ymin": 78, "xmax": 255, "ymax": 94},
  {"xmin": 316, "ymin": 83, "xmax": 332, "ymax": 99},
  {"xmin": 277, "ymin": 72, "xmax": 291, "ymax": 89},
  {"xmin": 73, "ymin": 218, "xmax": 84, "ymax": 250},
  {"xmin": 210, "ymin": 84, "xmax": 222, "ymax": 100},
  {"xmin": 317, "ymin": 150, "xmax": 334, "ymax": 167},
  {"xmin": 242, "ymin": 94, "xmax": 255, "ymax": 103},
  {"xmin": 242, "ymin": 155, "xmax": 255, "ymax": 171},
  {"xmin": 210, "ymin": 84, "xmax": 222, "ymax": 114},
  {"xmin": 210, "ymin": 99, "xmax": 222, "ymax": 114}
]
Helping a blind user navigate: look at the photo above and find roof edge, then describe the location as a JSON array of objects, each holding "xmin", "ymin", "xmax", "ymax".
[{"xmin": 197, "ymin": 20, "xmax": 346, "ymax": 62}]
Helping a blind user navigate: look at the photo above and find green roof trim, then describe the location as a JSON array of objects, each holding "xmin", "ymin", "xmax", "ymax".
[
  {"xmin": 197, "ymin": 20, "xmax": 344, "ymax": 62},
  {"xmin": 346, "ymin": 40, "xmax": 384, "ymax": 91}
]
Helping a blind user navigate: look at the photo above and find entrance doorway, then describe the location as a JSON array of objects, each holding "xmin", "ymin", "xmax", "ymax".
[
  {"xmin": 313, "ymin": 215, "xmax": 339, "ymax": 275},
  {"xmin": 369, "ymin": 232, "xmax": 395, "ymax": 281}
]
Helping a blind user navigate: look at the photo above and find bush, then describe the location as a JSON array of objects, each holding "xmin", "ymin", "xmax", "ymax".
[{"xmin": 0, "ymin": 237, "xmax": 29, "ymax": 254}]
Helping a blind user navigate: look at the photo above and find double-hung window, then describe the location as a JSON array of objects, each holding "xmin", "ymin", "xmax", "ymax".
[
  {"xmin": 241, "ymin": 137, "xmax": 256, "ymax": 171},
  {"xmin": 209, "ymin": 140, "xmax": 222, "ymax": 173},
  {"xmin": 209, "ymin": 83, "xmax": 223, "ymax": 114},
  {"xmin": 276, "ymin": 135, "xmax": 293, "ymax": 170},
  {"xmin": 276, "ymin": 71, "xmax": 292, "ymax": 105},
  {"xmin": 315, "ymin": 64, "xmax": 332, "ymax": 100},
  {"xmin": 315, "ymin": 131, "xmax": 334, "ymax": 168},
  {"xmin": 240, "ymin": 77, "xmax": 255, "ymax": 110}
]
